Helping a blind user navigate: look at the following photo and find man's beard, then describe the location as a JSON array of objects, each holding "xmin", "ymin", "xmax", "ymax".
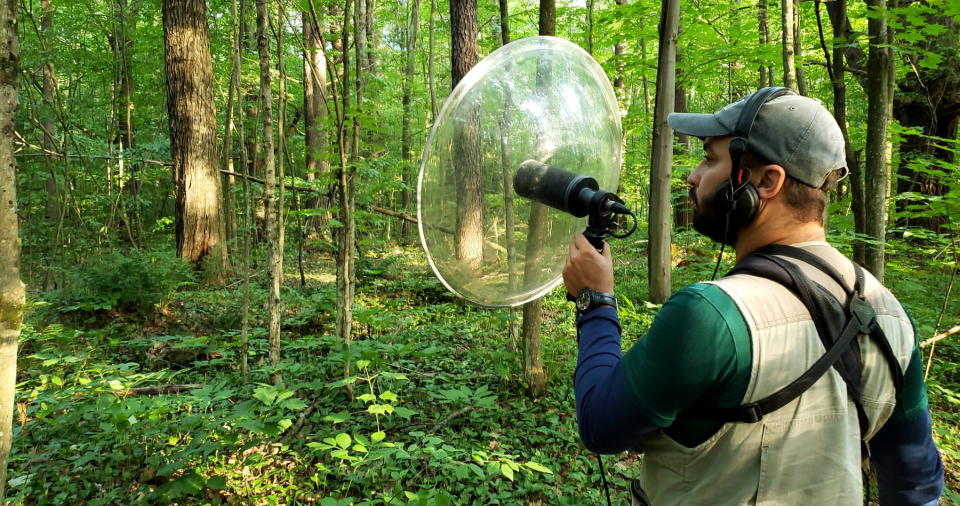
[{"xmin": 690, "ymin": 185, "xmax": 738, "ymax": 246}]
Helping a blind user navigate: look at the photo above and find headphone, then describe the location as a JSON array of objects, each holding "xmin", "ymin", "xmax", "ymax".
[{"xmin": 715, "ymin": 86, "xmax": 795, "ymax": 228}]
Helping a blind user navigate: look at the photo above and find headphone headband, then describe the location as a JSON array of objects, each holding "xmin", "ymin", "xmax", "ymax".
[{"xmin": 731, "ymin": 86, "xmax": 794, "ymax": 157}]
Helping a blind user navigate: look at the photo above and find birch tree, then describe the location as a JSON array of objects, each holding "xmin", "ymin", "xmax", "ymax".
[{"xmin": 0, "ymin": 0, "xmax": 22, "ymax": 495}]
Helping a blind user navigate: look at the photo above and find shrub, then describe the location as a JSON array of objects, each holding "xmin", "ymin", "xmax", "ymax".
[{"xmin": 51, "ymin": 249, "xmax": 196, "ymax": 315}]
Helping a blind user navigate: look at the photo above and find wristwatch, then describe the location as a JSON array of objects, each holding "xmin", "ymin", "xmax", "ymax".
[{"xmin": 575, "ymin": 288, "xmax": 617, "ymax": 316}]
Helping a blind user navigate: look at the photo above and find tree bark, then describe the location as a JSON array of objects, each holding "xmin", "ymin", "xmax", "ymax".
[
  {"xmin": 613, "ymin": 0, "xmax": 626, "ymax": 100},
  {"xmin": 364, "ymin": 0, "xmax": 376, "ymax": 75},
  {"xmin": 400, "ymin": 0, "xmax": 421, "ymax": 239},
  {"xmin": 864, "ymin": 0, "xmax": 893, "ymax": 281},
  {"xmin": 427, "ymin": 0, "xmax": 438, "ymax": 120},
  {"xmin": 793, "ymin": 0, "xmax": 807, "ymax": 95},
  {"xmin": 781, "ymin": 0, "xmax": 798, "ymax": 90},
  {"xmin": 450, "ymin": 0, "xmax": 483, "ymax": 271},
  {"xmin": 41, "ymin": 0, "xmax": 60, "ymax": 289},
  {"xmin": 336, "ymin": 0, "xmax": 358, "ymax": 394},
  {"xmin": 162, "ymin": 0, "xmax": 230, "ymax": 285},
  {"xmin": 758, "ymin": 0, "xmax": 771, "ymax": 87},
  {"xmin": 254, "ymin": 0, "xmax": 282, "ymax": 383},
  {"xmin": 517, "ymin": 0, "xmax": 557, "ymax": 398},
  {"xmin": 303, "ymin": 2, "xmax": 329, "ymax": 224},
  {"xmin": 498, "ymin": 0, "xmax": 520, "ymax": 359},
  {"xmin": 648, "ymin": 0, "xmax": 679, "ymax": 304},
  {"xmin": 0, "ymin": 0, "xmax": 22, "ymax": 497},
  {"xmin": 586, "ymin": 0, "xmax": 594, "ymax": 55}
]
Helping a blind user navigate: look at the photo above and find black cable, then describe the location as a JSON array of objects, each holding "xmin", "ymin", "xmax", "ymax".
[
  {"xmin": 596, "ymin": 453, "xmax": 613, "ymax": 506},
  {"xmin": 610, "ymin": 210, "xmax": 639, "ymax": 239},
  {"xmin": 711, "ymin": 212, "xmax": 731, "ymax": 280}
]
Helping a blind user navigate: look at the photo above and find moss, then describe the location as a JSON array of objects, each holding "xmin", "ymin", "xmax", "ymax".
[{"xmin": 0, "ymin": 304, "xmax": 23, "ymax": 330}]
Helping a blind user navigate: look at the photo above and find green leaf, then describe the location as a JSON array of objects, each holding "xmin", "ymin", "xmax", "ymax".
[
  {"xmin": 253, "ymin": 385, "xmax": 278, "ymax": 406},
  {"xmin": 371, "ymin": 431, "xmax": 386, "ymax": 442},
  {"xmin": 357, "ymin": 393, "xmax": 376, "ymax": 403},
  {"xmin": 379, "ymin": 390, "xmax": 398, "ymax": 402},
  {"xmin": 335, "ymin": 432, "xmax": 351, "ymax": 449},
  {"xmin": 328, "ymin": 376, "xmax": 359, "ymax": 388},
  {"xmin": 355, "ymin": 359, "xmax": 371, "ymax": 370},
  {"xmin": 524, "ymin": 461, "xmax": 553, "ymax": 474},
  {"xmin": 394, "ymin": 406, "xmax": 416, "ymax": 419},
  {"xmin": 281, "ymin": 398, "xmax": 308, "ymax": 411},
  {"xmin": 352, "ymin": 444, "xmax": 368, "ymax": 453},
  {"xmin": 108, "ymin": 379, "xmax": 124, "ymax": 391},
  {"xmin": 206, "ymin": 476, "xmax": 228, "ymax": 490},
  {"xmin": 323, "ymin": 411, "xmax": 351, "ymax": 423},
  {"xmin": 500, "ymin": 463, "xmax": 514, "ymax": 481}
]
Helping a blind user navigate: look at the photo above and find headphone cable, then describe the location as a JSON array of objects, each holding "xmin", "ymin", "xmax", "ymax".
[
  {"xmin": 711, "ymin": 212, "xmax": 731, "ymax": 280},
  {"xmin": 596, "ymin": 453, "xmax": 612, "ymax": 506}
]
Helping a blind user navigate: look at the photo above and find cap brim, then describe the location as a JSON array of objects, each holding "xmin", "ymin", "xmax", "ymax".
[{"xmin": 667, "ymin": 113, "xmax": 732, "ymax": 139}]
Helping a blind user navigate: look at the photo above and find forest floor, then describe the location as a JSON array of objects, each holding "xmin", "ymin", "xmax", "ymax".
[{"xmin": 7, "ymin": 231, "xmax": 960, "ymax": 504}]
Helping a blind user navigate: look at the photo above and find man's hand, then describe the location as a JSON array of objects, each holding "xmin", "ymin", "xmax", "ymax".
[{"xmin": 563, "ymin": 233, "xmax": 614, "ymax": 297}]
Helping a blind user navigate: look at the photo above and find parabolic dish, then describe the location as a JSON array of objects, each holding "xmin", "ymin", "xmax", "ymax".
[{"xmin": 417, "ymin": 36, "xmax": 622, "ymax": 307}]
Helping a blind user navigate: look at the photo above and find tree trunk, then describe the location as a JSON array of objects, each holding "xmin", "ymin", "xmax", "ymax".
[
  {"xmin": 498, "ymin": 0, "xmax": 520, "ymax": 359},
  {"xmin": 781, "ymin": 0, "xmax": 798, "ymax": 90},
  {"xmin": 640, "ymin": 37, "xmax": 651, "ymax": 115},
  {"xmin": 336, "ymin": 0, "xmax": 358, "ymax": 393},
  {"xmin": 223, "ymin": 1, "xmax": 238, "ymax": 245},
  {"xmin": 613, "ymin": 0, "xmax": 626, "ymax": 100},
  {"xmin": 41, "ymin": 0, "xmax": 60, "ymax": 289},
  {"xmin": 427, "ymin": 0, "xmax": 438, "ymax": 120},
  {"xmin": 364, "ymin": 0, "xmax": 376, "ymax": 75},
  {"xmin": 586, "ymin": 0, "xmax": 594, "ymax": 55},
  {"xmin": 163, "ymin": 0, "xmax": 229, "ymax": 285},
  {"xmin": 450, "ymin": 0, "xmax": 482, "ymax": 271},
  {"xmin": 254, "ymin": 0, "xmax": 282, "ymax": 383},
  {"xmin": 648, "ymin": 0, "xmax": 679, "ymax": 304},
  {"xmin": 117, "ymin": 0, "xmax": 141, "ymax": 241},
  {"xmin": 516, "ymin": 0, "xmax": 556, "ymax": 398},
  {"xmin": 272, "ymin": 0, "xmax": 288, "ymax": 385},
  {"xmin": 864, "ymin": 0, "xmax": 893, "ymax": 281},
  {"xmin": 758, "ymin": 0, "xmax": 771, "ymax": 87},
  {"xmin": 0, "ymin": 0, "xmax": 22, "ymax": 496},
  {"xmin": 793, "ymin": 0, "xmax": 807, "ymax": 95},
  {"xmin": 400, "ymin": 0, "xmax": 421, "ymax": 239},
  {"xmin": 819, "ymin": 0, "xmax": 865, "ymax": 264},
  {"xmin": 303, "ymin": 2, "xmax": 329, "ymax": 227}
]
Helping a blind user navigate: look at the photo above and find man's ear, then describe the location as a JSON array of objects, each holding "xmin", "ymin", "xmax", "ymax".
[{"xmin": 753, "ymin": 164, "xmax": 787, "ymax": 199}]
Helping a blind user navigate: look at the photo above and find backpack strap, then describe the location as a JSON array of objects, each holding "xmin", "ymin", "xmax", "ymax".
[
  {"xmin": 755, "ymin": 245, "xmax": 905, "ymax": 394},
  {"xmin": 710, "ymin": 253, "xmax": 876, "ymax": 424},
  {"xmin": 707, "ymin": 247, "xmax": 904, "ymax": 427}
]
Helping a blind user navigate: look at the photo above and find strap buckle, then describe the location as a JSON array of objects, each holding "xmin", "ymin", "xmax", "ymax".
[
  {"xmin": 848, "ymin": 296, "xmax": 876, "ymax": 333},
  {"xmin": 741, "ymin": 403, "xmax": 764, "ymax": 423}
]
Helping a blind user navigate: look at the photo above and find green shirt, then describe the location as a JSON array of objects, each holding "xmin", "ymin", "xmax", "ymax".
[{"xmin": 620, "ymin": 283, "xmax": 928, "ymax": 447}]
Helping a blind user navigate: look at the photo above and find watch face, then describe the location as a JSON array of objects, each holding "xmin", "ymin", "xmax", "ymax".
[{"xmin": 576, "ymin": 291, "xmax": 591, "ymax": 312}]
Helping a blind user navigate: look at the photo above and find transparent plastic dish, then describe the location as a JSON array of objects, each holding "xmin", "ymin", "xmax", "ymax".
[{"xmin": 418, "ymin": 36, "xmax": 622, "ymax": 307}]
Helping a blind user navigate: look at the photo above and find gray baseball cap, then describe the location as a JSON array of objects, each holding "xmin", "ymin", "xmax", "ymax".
[{"xmin": 668, "ymin": 91, "xmax": 846, "ymax": 188}]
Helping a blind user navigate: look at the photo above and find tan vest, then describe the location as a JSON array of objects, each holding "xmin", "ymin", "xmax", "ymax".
[{"xmin": 637, "ymin": 242, "xmax": 914, "ymax": 506}]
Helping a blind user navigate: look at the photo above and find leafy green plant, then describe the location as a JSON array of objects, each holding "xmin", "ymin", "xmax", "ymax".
[{"xmin": 49, "ymin": 249, "xmax": 196, "ymax": 315}]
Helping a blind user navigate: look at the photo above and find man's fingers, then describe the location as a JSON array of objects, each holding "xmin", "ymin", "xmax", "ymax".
[
  {"xmin": 602, "ymin": 242, "xmax": 612, "ymax": 259},
  {"xmin": 573, "ymin": 233, "xmax": 592, "ymax": 250}
]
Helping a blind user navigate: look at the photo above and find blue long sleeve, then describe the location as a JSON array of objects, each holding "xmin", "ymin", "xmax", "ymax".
[
  {"xmin": 574, "ymin": 307, "xmax": 659, "ymax": 454},
  {"xmin": 870, "ymin": 409, "xmax": 944, "ymax": 506}
]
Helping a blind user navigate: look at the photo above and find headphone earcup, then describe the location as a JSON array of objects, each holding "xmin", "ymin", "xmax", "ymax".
[{"xmin": 716, "ymin": 180, "xmax": 760, "ymax": 226}]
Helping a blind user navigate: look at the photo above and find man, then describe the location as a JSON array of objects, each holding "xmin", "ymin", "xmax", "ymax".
[{"xmin": 563, "ymin": 88, "xmax": 944, "ymax": 505}]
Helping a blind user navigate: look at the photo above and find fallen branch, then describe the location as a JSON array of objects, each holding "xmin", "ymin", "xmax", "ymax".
[
  {"xmin": 368, "ymin": 206, "xmax": 506, "ymax": 254},
  {"xmin": 921, "ymin": 324, "xmax": 960, "ymax": 349},
  {"xmin": 115, "ymin": 384, "xmax": 202, "ymax": 396},
  {"xmin": 430, "ymin": 405, "xmax": 481, "ymax": 433},
  {"xmin": 280, "ymin": 398, "xmax": 322, "ymax": 443}
]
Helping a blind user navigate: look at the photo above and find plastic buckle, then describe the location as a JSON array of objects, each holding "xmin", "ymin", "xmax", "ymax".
[
  {"xmin": 849, "ymin": 296, "xmax": 877, "ymax": 333},
  {"xmin": 742, "ymin": 403, "xmax": 764, "ymax": 423}
]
